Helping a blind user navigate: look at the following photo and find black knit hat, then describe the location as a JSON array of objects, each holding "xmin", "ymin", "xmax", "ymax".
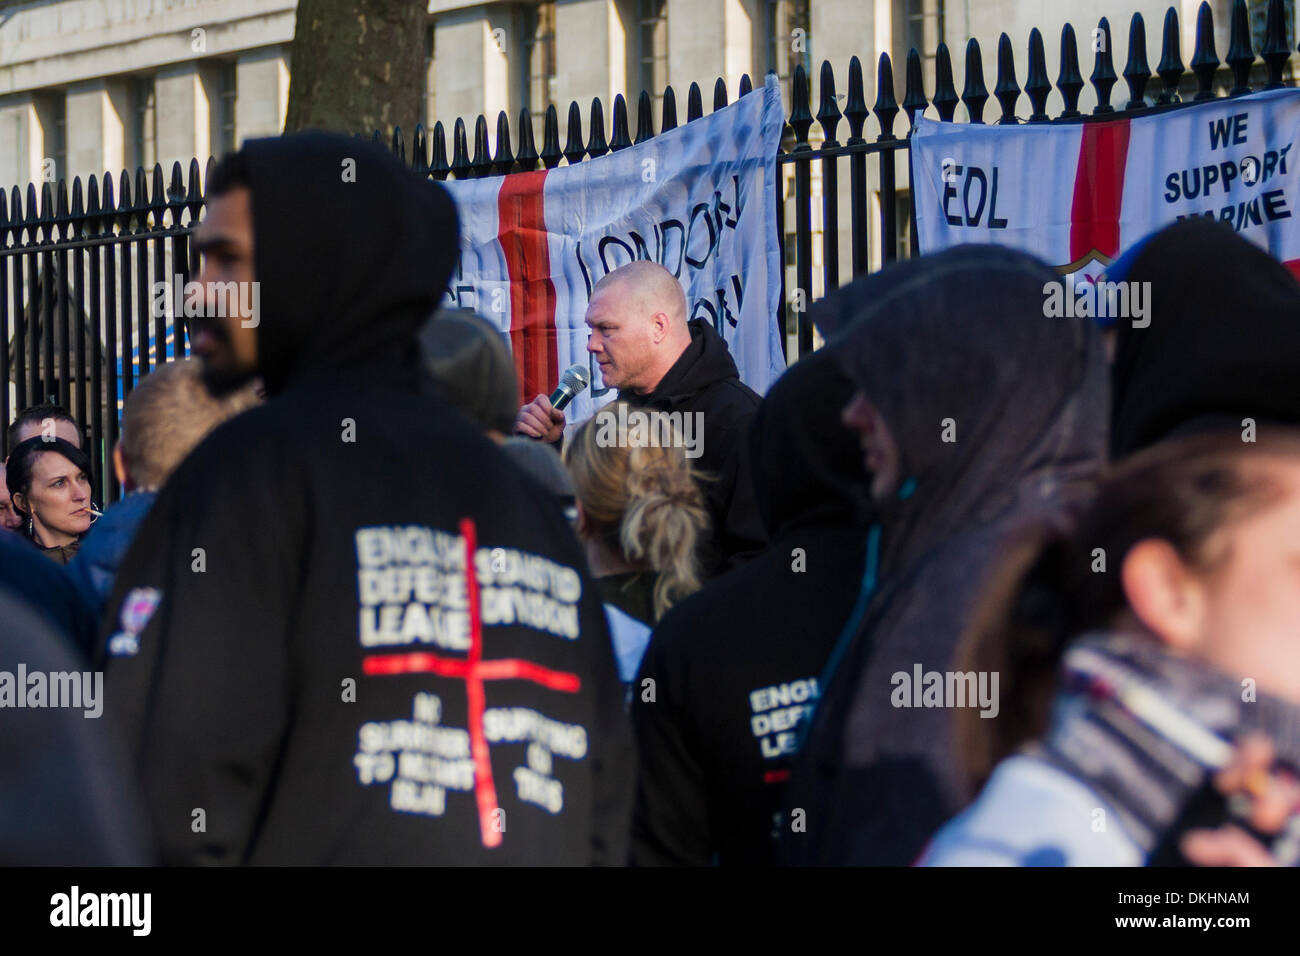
[
  {"xmin": 1110, "ymin": 218, "xmax": 1300, "ymax": 458},
  {"xmin": 418, "ymin": 308, "xmax": 519, "ymax": 435}
]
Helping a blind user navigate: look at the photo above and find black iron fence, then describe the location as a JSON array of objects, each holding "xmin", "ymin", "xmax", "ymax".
[{"xmin": 2, "ymin": 0, "xmax": 1296, "ymax": 505}]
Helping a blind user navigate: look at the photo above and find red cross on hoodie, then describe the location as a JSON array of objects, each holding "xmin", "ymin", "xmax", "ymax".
[{"xmin": 99, "ymin": 131, "xmax": 632, "ymax": 865}]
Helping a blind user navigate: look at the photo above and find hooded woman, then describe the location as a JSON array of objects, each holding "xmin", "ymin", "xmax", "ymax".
[
  {"xmin": 923, "ymin": 430, "xmax": 1300, "ymax": 866},
  {"xmin": 5, "ymin": 437, "xmax": 96, "ymax": 565},
  {"xmin": 780, "ymin": 244, "xmax": 1108, "ymax": 866}
]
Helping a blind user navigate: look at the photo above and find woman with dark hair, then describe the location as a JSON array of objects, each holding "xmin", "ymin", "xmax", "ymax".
[
  {"xmin": 921, "ymin": 430, "xmax": 1300, "ymax": 867},
  {"xmin": 6, "ymin": 437, "xmax": 96, "ymax": 565}
]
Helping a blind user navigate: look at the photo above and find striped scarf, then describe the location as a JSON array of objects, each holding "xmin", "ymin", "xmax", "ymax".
[{"xmin": 1027, "ymin": 631, "xmax": 1300, "ymax": 856}]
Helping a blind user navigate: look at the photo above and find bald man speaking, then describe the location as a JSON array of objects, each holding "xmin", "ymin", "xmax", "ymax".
[{"xmin": 516, "ymin": 261, "xmax": 764, "ymax": 571}]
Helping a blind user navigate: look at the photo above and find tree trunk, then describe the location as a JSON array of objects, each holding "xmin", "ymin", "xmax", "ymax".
[{"xmin": 284, "ymin": 0, "xmax": 425, "ymax": 140}]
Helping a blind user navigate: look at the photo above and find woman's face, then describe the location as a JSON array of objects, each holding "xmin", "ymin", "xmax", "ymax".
[
  {"xmin": 1186, "ymin": 459, "xmax": 1300, "ymax": 705},
  {"xmin": 15, "ymin": 451, "xmax": 92, "ymax": 545}
]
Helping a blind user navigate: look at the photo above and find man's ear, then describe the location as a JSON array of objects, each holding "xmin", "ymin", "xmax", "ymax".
[
  {"xmin": 112, "ymin": 444, "xmax": 131, "ymax": 490},
  {"xmin": 1120, "ymin": 538, "xmax": 1206, "ymax": 651},
  {"xmin": 650, "ymin": 310, "xmax": 671, "ymax": 344}
]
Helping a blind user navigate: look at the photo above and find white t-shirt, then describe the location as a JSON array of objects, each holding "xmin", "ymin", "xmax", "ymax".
[
  {"xmin": 603, "ymin": 603, "xmax": 652, "ymax": 684},
  {"xmin": 919, "ymin": 755, "xmax": 1145, "ymax": 867}
]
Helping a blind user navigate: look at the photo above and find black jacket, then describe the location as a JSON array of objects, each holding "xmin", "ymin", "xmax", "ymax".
[
  {"xmin": 631, "ymin": 349, "xmax": 870, "ymax": 865},
  {"xmin": 781, "ymin": 245, "xmax": 1108, "ymax": 866},
  {"xmin": 0, "ymin": 588, "xmax": 148, "ymax": 864},
  {"xmin": 0, "ymin": 532, "xmax": 98, "ymax": 659},
  {"xmin": 625, "ymin": 318, "xmax": 765, "ymax": 571},
  {"xmin": 100, "ymin": 132, "xmax": 632, "ymax": 865}
]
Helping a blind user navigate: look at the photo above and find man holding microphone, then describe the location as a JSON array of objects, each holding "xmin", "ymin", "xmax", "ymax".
[{"xmin": 515, "ymin": 261, "xmax": 765, "ymax": 572}]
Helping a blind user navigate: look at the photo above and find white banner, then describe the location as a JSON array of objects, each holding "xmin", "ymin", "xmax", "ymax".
[
  {"xmin": 911, "ymin": 88, "xmax": 1300, "ymax": 282},
  {"xmin": 443, "ymin": 73, "xmax": 787, "ymax": 423}
]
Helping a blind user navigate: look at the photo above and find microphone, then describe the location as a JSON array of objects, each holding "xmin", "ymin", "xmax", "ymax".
[{"xmin": 549, "ymin": 363, "xmax": 591, "ymax": 412}]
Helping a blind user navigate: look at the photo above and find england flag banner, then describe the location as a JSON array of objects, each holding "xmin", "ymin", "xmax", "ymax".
[
  {"xmin": 442, "ymin": 73, "xmax": 787, "ymax": 424},
  {"xmin": 912, "ymin": 87, "xmax": 1300, "ymax": 286}
]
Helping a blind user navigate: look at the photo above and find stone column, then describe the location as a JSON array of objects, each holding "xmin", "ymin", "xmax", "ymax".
[
  {"xmin": 433, "ymin": 4, "xmax": 516, "ymax": 149},
  {"xmin": 667, "ymin": 0, "xmax": 757, "ymax": 98},
  {"xmin": 0, "ymin": 96, "xmax": 43, "ymax": 193},
  {"xmin": 155, "ymin": 63, "xmax": 213, "ymax": 176},
  {"xmin": 65, "ymin": 81, "xmax": 131, "ymax": 186},
  {"xmin": 555, "ymin": 0, "xmax": 629, "ymax": 123},
  {"xmin": 235, "ymin": 47, "xmax": 291, "ymax": 147}
]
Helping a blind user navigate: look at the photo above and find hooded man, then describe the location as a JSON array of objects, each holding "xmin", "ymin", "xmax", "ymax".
[
  {"xmin": 780, "ymin": 245, "xmax": 1108, "ymax": 866},
  {"xmin": 100, "ymin": 132, "xmax": 632, "ymax": 865},
  {"xmin": 630, "ymin": 348, "xmax": 871, "ymax": 865},
  {"xmin": 1109, "ymin": 217, "xmax": 1300, "ymax": 459}
]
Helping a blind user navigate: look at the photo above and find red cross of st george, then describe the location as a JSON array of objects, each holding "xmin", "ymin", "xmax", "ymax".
[{"xmin": 362, "ymin": 517, "xmax": 581, "ymax": 848}]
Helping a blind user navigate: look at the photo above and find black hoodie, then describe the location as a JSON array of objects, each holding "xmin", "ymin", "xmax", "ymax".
[
  {"xmin": 1, "ymin": 588, "xmax": 148, "ymax": 864},
  {"xmin": 99, "ymin": 132, "xmax": 632, "ymax": 865},
  {"xmin": 630, "ymin": 348, "xmax": 870, "ymax": 865},
  {"xmin": 780, "ymin": 245, "xmax": 1107, "ymax": 866},
  {"xmin": 624, "ymin": 317, "xmax": 765, "ymax": 571},
  {"xmin": 1110, "ymin": 217, "xmax": 1300, "ymax": 458}
]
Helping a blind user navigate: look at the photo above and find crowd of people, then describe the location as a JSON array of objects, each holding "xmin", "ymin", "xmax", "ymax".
[{"xmin": 4, "ymin": 130, "xmax": 1300, "ymax": 867}]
